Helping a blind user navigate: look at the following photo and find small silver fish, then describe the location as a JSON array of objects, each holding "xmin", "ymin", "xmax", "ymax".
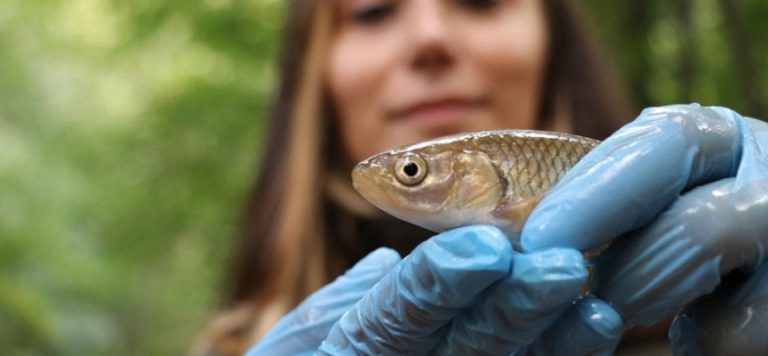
[{"xmin": 351, "ymin": 130, "xmax": 599, "ymax": 247}]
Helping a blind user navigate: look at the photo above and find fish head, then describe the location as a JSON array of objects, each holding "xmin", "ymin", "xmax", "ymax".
[{"xmin": 352, "ymin": 143, "xmax": 504, "ymax": 232}]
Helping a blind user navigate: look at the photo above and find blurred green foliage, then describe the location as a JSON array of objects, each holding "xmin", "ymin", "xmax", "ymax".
[
  {"xmin": 584, "ymin": 0, "xmax": 768, "ymax": 117},
  {"xmin": 1, "ymin": 0, "xmax": 767, "ymax": 354},
  {"xmin": 1, "ymin": 0, "xmax": 281, "ymax": 354}
]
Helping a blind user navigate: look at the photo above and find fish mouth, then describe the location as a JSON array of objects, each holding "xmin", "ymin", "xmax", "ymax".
[
  {"xmin": 351, "ymin": 161, "xmax": 410, "ymax": 217},
  {"xmin": 352, "ymin": 160, "xmax": 449, "ymax": 233},
  {"xmin": 351, "ymin": 163, "xmax": 388, "ymax": 209}
]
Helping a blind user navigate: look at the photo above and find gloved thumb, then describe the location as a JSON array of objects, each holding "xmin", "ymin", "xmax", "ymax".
[{"xmin": 246, "ymin": 247, "xmax": 401, "ymax": 355}]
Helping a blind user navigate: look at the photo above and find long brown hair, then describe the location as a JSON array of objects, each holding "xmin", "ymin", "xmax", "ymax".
[{"xmin": 197, "ymin": 0, "xmax": 633, "ymax": 353}]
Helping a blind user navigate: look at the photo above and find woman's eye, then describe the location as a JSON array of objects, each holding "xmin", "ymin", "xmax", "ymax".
[
  {"xmin": 353, "ymin": 4, "xmax": 394, "ymax": 24},
  {"xmin": 458, "ymin": 0, "xmax": 500, "ymax": 11}
]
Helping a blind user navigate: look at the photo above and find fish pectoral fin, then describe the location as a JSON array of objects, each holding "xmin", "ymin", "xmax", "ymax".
[{"xmin": 490, "ymin": 195, "xmax": 544, "ymax": 231}]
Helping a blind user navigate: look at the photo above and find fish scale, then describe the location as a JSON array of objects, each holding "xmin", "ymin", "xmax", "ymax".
[
  {"xmin": 481, "ymin": 133, "xmax": 594, "ymax": 202},
  {"xmin": 352, "ymin": 130, "xmax": 600, "ymax": 244}
]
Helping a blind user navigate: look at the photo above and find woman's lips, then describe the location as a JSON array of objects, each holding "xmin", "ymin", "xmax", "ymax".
[{"xmin": 389, "ymin": 97, "xmax": 486, "ymax": 128}]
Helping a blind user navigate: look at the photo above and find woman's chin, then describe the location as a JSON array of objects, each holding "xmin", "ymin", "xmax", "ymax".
[{"xmin": 386, "ymin": 115, "xmax": 479, "ymax": 147}]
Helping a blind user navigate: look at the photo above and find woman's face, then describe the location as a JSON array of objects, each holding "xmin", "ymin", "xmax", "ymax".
[{"xmin": 327, "ymin": 0, "xmax": 549, "ymax": 163}]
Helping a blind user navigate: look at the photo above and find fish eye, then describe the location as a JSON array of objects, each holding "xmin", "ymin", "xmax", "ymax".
[{"xmin": 394, "ymin": 154, "xmax": 428, "ymax": 186}]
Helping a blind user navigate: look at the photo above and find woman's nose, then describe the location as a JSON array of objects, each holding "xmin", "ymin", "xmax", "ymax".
[{"xmin": 408, "ymin": 1, "xmax": 455, "ymax": 73}]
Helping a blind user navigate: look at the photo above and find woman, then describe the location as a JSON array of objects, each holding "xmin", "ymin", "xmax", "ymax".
[{"xmin": 197, "ymin": 0, "xmax": 768, "ymax": 355}]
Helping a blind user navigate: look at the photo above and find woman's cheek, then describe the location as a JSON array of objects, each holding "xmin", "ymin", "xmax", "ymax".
[
  {"xmin": 328, "ymin": 39, "xmax": 363, "ymax": 108},
  {"xmin": 474, "ymin": 18, "xmax": 548, "ymax": 125},
  {"xmin": 327, "ymin": 44, "xmax": 378, "ymax": 161}
]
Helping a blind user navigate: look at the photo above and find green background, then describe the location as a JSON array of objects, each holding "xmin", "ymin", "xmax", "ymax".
[{"xmin": 1, "ymin": 0, "xmax": 766, "ymax": 354}]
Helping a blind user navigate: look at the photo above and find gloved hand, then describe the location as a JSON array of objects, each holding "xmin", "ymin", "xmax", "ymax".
[
  {"xmin": 246, "ymin": 247, "xmax": 401, "ymax": 355},
  {"xmin": 669, "ymin": 261, "xmax": 768, "ymax": 355},
  {"xmin": 521, "ymin": 104, "xmax": 768, "ymax": 352},
  {"xmin": 249, "ymin": 226, "xmax": 620, "ymax": 355}
]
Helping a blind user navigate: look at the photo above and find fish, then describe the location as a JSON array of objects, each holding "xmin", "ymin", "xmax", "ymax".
[{"xmin": 351, "ymin": 130, "xmax": 599, "ymax": 248}]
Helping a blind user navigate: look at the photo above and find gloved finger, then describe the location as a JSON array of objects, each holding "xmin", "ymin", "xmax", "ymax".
[
  {"xmin": 529, "ymin": 297, "xmax": 623, "ymax": 356},
  {"xmin": 246, "ymin": 248, "xmax": 401, "ymax": 355},
  {"xmin": 670, "ymin": 262, "xmax": 768, "ymax": 356},
  {"xmin": 592, "ymin": 177, "xmax": 768, "ymax": 326},
  {"xmin": 433, "ymin": 248, "xmax": 588, "ymax": 355},
  {"xmin": 732, "ymin": 116, "xmax": 768, "ymax": 183},
  {"xmin": 522, "ymin": 104, "xmax": 742, "ymax": 253},
  {"xmin": 318, "ymin": 225, "xmax": 513, "ymax": 355}
]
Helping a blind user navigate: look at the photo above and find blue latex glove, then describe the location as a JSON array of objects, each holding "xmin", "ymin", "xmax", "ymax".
[
  {"xmin": 247, "ymin": 247, "xmax": 401, "ymax": 355},
  {"xmin": 249, "ymin": 226, "xmax": 616, "ymax": 355},
  {"xmin": 521, "ymin": 104, "xmax": 768, "ymax": 351},
  {"xmin": 527, "ymin": 297, "xmax": 623, "ymax": 355},
  {"xmin": 669, "ymin": 261, "xmax": 768, "ymax": 355}
]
